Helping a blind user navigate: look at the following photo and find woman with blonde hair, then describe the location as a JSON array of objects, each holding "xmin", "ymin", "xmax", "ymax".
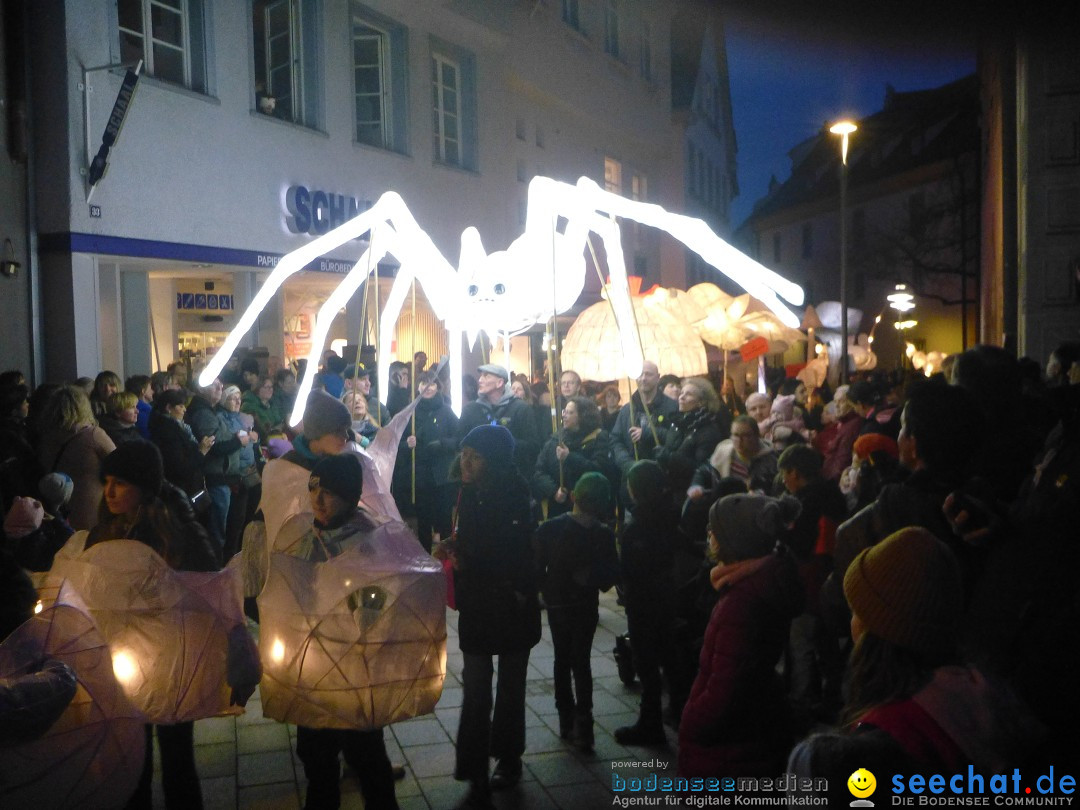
[
  {"xmin": 35, "ymin": 385, "xmax": 115, "ymax": 530},
  {"xmin": 654, "ymin": 377, "xmax": 730, "ymax": 495}
]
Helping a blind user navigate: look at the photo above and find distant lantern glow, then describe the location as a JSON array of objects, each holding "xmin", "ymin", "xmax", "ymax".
[
  {"xmin": 894, "ymin": 319, "xmax": 918, "ymax": 330},
  {"xmin": 887, "ymin": 284, "xmax": 916, "ymax": 312},
  {"xmin": 271, "ymin": 639, "xmax": 286, "ymax": 664},
  {"xmin": 829, "ymin": 120, "xmax": 858, "ymax": 164},
  {"xmin": 34, "ymin": 599, "xmax": 43, "ymax": 614},
  {"xmin": 199, "ymin": 176, "xmax": 804, "ymax": 423},
  {"xmin": 112, "ymin": 650, "xmax": 138, "ymax": 685}
]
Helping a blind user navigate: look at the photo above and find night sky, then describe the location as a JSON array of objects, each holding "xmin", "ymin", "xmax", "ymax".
[{"xmin": 720, "ymin": 1, "xmax": 977, "ymax": 226}]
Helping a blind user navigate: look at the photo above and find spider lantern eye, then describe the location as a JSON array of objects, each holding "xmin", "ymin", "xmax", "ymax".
[
  {"xmin": 468, "ymin": 285, "xmax": 479, "ymax": 297},
  {"xmin": 494, "ymin": 284, "xmax": 506, "ymax": 295}
]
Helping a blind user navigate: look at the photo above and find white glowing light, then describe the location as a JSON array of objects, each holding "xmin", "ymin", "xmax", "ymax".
[
  {"xmin": 829, "ymin": 120, "xmax": 858, "ymax": 165},
  {"xmin": 894, "ymin": 319, "xmax": 918, "ymax": 330},
  {"xmin": 271, "ymin": 639, "xmax": 286, "ymax": 664},
  {"xmin": 887, "ymin": 284, "xmax": 915, "ymax": 313},
  {"xmin": 33, "ymin": 600, "xmax": 43, "ymax": 614},
  {"xmin": 201, "ymin": 177, "xmax": 804, "ymax": 422},
  {"xmin": 112, "ymin": 650, "xmax": 138, "ymax": 685}
]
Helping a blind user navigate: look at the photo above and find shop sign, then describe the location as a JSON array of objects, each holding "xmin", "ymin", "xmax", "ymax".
[{"xmin": 285, "ymin": 186, "xmax": 373, "ymax": 236}]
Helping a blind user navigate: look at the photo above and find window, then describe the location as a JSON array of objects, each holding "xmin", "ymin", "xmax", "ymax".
[
  {"xmin": 638, "ymin": 18, "xmax": 652, "ymax": 80},
  {"xmin": 631, "ymin": 172, "xmax": 646, "ymax": 201},
  {"xmin": 773, "ymin": 232, "xmax": 782, "ymax": 264},
  {"xmin": 118, "ymin": 0, "xmax": 207, "ymax": 91},
  {"xmin": 604, "ymin": 157, "xmax": 622, "ymax": 194},
  {"xmin": 253, "ymin": 0, "xmax": 319, "ymax": 127},
  {"xmin": 561, "ymin": 0, "xmax": 581, "ymax": 31},
  {"xmin": 352, "ymin": 8, "xmax": 407, "ymax": 151},
  {"xmin": 802, "ymin": 223, "xmax": 813, "ymax": 259},
  {"xmin": 604, "ymin": 0, "xmax": 620, "ymax": 59},
  {"xmin": 431, "ymin": 41, "xmax": 477, "ymax": 170}
]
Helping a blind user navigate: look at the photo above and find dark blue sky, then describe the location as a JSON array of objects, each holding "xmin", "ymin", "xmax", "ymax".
[{"xmin": 724, "ymin": 13, "xmax": 976, "ymax": 226}]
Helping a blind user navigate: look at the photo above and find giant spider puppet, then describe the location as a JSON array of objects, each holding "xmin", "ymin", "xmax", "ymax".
[{"xmin": 200, "ymin": 176, "xmax": 804, "ymax": 418}]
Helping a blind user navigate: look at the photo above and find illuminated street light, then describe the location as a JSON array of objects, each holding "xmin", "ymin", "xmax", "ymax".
[
  {"xmin": 887, "ymin": 283, "xmax": 916, "ymax": 312},
  {"xmin": 829, "ymin": 119, "xmax": 858, "ymax": 383}
]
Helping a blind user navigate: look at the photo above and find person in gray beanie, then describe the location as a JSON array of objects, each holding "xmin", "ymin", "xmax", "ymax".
[{"xmin": 677, "ymin": 493, "xmax": 804, "ymax": 777}]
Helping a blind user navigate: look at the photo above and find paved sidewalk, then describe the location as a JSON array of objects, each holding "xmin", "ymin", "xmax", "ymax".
[{"xmin": 150, "ymin": 589, "xmax": 679, "ymax": 809}]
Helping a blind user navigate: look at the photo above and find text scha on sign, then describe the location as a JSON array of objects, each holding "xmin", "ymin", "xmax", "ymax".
[{"xmin": 285, "ymin": 186, "xmax": 373, "ymax": 236}]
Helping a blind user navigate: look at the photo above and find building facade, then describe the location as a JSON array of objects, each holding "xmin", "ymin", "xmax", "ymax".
[{"xmin": 17, "ymin": 0, "xmax": 721, "ymax": 383}]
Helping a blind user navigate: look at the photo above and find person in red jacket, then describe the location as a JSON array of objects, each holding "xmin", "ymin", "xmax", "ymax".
[{"xmin": 677, "ymin": 493, "xmax": 803, "ymax": 777}]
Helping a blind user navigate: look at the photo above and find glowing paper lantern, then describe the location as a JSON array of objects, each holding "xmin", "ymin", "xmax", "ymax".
[
  {"xmin": 560, "ymin": 291, "xmax": 707, "ymax": 382},
  {"xmin": 198, "ymin": 177, "xmax": 803, "ymax": 421},
  {"xmin": 257, "ymin": 514, "xmax": 446, "ymax": 730},
  {"xmin": 0, "ymin": 582, "xmax": 144, "ymax": 808},
  {"xmin": 37, "ymin": 536, "xmax": 247, "ymax": 724},
  {"xmin": 687, "ymin": 284, "xmax": 755, "ymax": 349}
]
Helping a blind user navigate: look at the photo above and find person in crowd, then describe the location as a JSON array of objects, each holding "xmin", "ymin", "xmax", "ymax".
[
  {"xmin": 0, "ymin": 382, "xmax": 41, "ymax": 509},
  {"xmin": 533, "ymin": 472, "xmax": 619, "ymax": 751},
  {"xmin": 271, "ymin": 367, "xmax": 299, "ymax": 422},
  {"xmin": 241, "ymin": 375, "xmax": 283, "ymax": 445},
  {"xmin": 314, "ymin": 354, "xmax": 347, "ymax": 399},
  {"xmin": 219, "ymin": 385, "xmax": 260, "ymax": 561},
  {"xmin": 839, "ymin": 432, "xmax": 902, "ymax": 514},
  {"xmin": 413, "ymin": 350, "xmax": 428, "ymax": 380},
  {"xmin": 847, "ymin": 379, "xmax": 900, "ymax": 439},
  {"xmin": 759, "ymin": 393, "xmax": 807, "ymax": 444},
  {"xmin": 458, "ymin": 364, "xmax": 539, "ymax": 477},
  {"xmin": 614, "ymin": 460, "xmax": 684, "ymax": 746},
  {"xmin": 744, "ymin": 392, "xmax": 772, "ymax": 433},
  {"xmin": 720, "ymin": 375, "xmax": 745, "ymax": 417},
  {"xmin": 817, "ymin": 385, "xmax": 864, "ymax": 482},
  {"xmin": 148, "ymin": 388, "xmax": 214, "ymax": 499},
  {"xmin": 776, "ymin": 444, "xmax": 848, "ymax": 726},
  {"xmin": 400, "ymin": 371, "xmax": 460, "ymax": 552},
  {"xmin": 150, "ymin": 370, "xmax": 179, "ymax": 400},
  {"xmin": 166, "ymin": 361, "xmax": 191, "ymax": 391},
  {"xmin": 678, "ymin": 493, "xmax": 803, "ymax": 777},
  {"xmin": 513, "ymin": 376, "xmax": 553, "ymax": 443},
  {"xmin": 690, "ymin": 414, "xmax": 778, "ymax": 498},
  {"xmin": 240, "ymin": 358, "xmax": 261, "ymax": 393},
  {"xmin": 655, "ymin": 377, "xmax": 730, "ymax": 497},
  {"xmin": 1044, "ymin": 340, "xmax": 1080, "ymax": 388},
  {"xmin": 218, "ymin": 355, "xmax": 244, "ymax": 388},
  {"xmin": 558, "ymin": 369, "xmax": 582, "ymax": 409},
  {"xmin": 345, "ymin": 364, "xmax": 391, "ymax": 428},
  {"xmin": 289, "ymin": 454, "xmax": 401, "ymax": 810},
  {"xmin": 438, "ymin": 425, "xmax": 540, "ymax": 808},
  {"xmin": 611, "ymin": 362, "xmax": 679, "ymax": 498},
  {"xmin": 532, "ymin": 395, "xmax": 616, "ymax": 521},
  {"xmin": 86, "ymin": 441, "xmax": 255, "ymax": 810},
  {"xmin": 344, "ymin": 389, "xmax": 378, "ymax": 448},
  {"xmin": 99, "ymin": 391, "xmax": 142, "ymax": 447},
  {"xmin": 597, "ymin": 384, "xmax": 621, "ymax": 433},
  {"xmin": 386, "ymin": 361, "xmax": 412, "ymax": 416},
  {"xmin": 35, "ymin": 385, "xmax": 115, "ymax": 530},
  {"xmin": 89, "ymin": 370, "xmax": 121, "ymax": 420},
  {"xmin": 125, "ymin": 374, "xmax": 154, "ymax": 438},
  {"xmin": 788, "ymin": 528, "xmax": 1042, "ymax": 804},
  {"xmin": 658, "ymin": 374, "xmax": 682, "ymax": 402}
]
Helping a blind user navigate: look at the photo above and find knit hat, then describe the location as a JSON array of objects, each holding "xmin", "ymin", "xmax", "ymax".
[
  {"xmin": 309, "ymin": 453, "xmax": 364, "ymax": 508},
  {"xmin": 571, "ymin": 472, "xmax": 611, "ymax": 516},
  {"xmin": 38, "ymin": 472, "xmax": 74, "ymax": 513},
  {"xmin": 222, "ymin": 384, "xmax": 242, "ymax": 402},
  {"xmin": 476, "ymin": 363, "xmax": 509, "ymax": 382},
  {"xmin": 100, "ymin": 440, "xmax": 164, "ymax": 497},
  {"xmin": 460, "ymin": 425, "xmax": 515, "ymax": 468},
  {"xmin": 843, "ymin": 527, "xmax": 962, "ymax": 658},
  {"xmin": 625, "ymin": 459, "xmax": 669, "ymax": 506},
  {"xmin": 770, "ymin": 394, "xmax": 795, "ymax": 421},
  {"xmin": 708, "ymin": 493, "xmax": 801, "ymax": 562},
  {"xmin": 302, "ymin": 390, "xmax": 352, "ymax": 441},
  {"xmin": 853, "ymin": 433, "xmax": 899, "ymax": 461}
]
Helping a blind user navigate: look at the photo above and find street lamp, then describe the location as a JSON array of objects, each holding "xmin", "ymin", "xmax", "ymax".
[{"xmin": 829, "ymin": 119, "xmax": 857, "ymax": 383}]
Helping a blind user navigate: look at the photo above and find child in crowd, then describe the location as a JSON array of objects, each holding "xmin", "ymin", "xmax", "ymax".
[{"xmin": 533, "ymin": 472, "xmax": 619, "ymax": 751}]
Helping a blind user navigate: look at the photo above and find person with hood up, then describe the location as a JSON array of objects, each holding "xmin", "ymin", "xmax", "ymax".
[{"xmin": 678, "ymin": 493, "xmax": 803, "ymax": 777}]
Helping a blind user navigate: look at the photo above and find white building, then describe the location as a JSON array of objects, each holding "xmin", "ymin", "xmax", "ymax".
[{"xmin": 17, "ymin": 0, "xmax": 729, "ymax": 382}]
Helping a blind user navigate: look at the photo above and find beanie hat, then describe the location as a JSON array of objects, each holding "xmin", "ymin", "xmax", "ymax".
[
  {"xmin": 853, "ymin": 433, "xmax": 899, "ymax": 461},
  {"xmin": 625, "ymin": 459, "xmax": 669, "ymax": 506},
  {"xmin": 38, "ymin": 472, "xmax": 74, "ymax": 513},
  {"xmin": 770, "ymin": 394, "xmax": 795, "ymax": 421},
  {"xmin": 843, "ymin": 527, "xmax": 962, "ymax": 658},
  {"xmin": 309, "ymin": 453, "xmax": 364, "ymax": 508},
  {"xmin": 100, "ymin": 440, "xmax": 164, "ymax": 498},
  {"xmin": 460, "ymin": 424, "xmax": 515, "ymax": 469},
  {"xmin": 708, "ymin": 493, "xmax": 801, "ymax": 562},
  {"xmin": 571, "ymin": 472, "xmax": 611, "ymax": 516},
  {"xmin": 302, "ymin": 390, "xmax": 352, "ymax": 441},
  {"xmin": 222, "ymin": 384, "xmax": 241, "ymax": 402}
]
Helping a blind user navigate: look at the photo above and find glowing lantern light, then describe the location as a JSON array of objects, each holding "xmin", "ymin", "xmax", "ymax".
[
  {"xmin": 33, "ymin": 599, "xmax": 42, "ymax": 614},
  {"xmin": 111, "ymin": 649, "xmax": 139, "ymax": 685},
  {"xmin": 887, "ymin": 284, "xmax": 916, "ymax": 312},
  {"xmin": 198, "ymin": 177, "xmax": 803, "ymax": 423},
  {"xmin": 270, "ymin": 639, "xmax": 286, "ymax": 664}
]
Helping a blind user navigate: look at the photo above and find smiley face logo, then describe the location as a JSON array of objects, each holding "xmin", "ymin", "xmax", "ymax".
[{"xmin": 848, "ymin": 768, "xmax": 877, "ymax": 799}]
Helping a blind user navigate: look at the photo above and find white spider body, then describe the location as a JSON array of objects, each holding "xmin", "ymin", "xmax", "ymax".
[{"xmin": 200, "ymin": 176, "xmax": 803, "ymax": 422}]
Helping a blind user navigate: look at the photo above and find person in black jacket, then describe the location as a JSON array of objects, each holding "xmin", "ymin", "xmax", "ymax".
[
  {"xmin": 610, "ymin": 362, "xmax": 678, "ymax": 498},
  {"xmin": 457, "ymin": 365, "xmax": 539, "ymax": 477},
  {"xmin": 531, "ymin": 395, "xmax": 617, "ymax": 521},
  {"xmin": 148, "ymin": 388, "xmax": 214, "ymax": 498},
  {"xmin": 655, "ymin": 377, "xmax": 731, "ymax": 497},
  {"xmin": 400, "ymin": 371, "xmax": 460, "ymax": 551},
  {"xmin": 437, "ymin": 426, "xmax": 540, "ymax": 809}
]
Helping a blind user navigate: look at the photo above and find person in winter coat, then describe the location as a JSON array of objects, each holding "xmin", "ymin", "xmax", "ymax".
[
  {"xmin": 86, "ymin": 441, "xmax": 256, "ymax": 810},
  {"xmin": 35, "ymin": 385, "xmax": 116, "ymax": 530},
  {"xmin": 0, "ymin": 382, "xmax": 42, "ymax": 509},
  {"xmin": 220, "ymin": 386, "xmax": 260, "ymax": 562},
  {"xmin": 98, "ymin": 391, "xmax": 143, "ymax": 447},
  {"xmin": 788, "ymin": 528, "xmax": 1043, "ymax": 807},
  {"xmin": 437, "ymin": 425, "xmax": 540, "ymax": 809},
  {"xmin": 240, "ymin": 375, "xmax": 283, "ymax": 444},
  {"xmin": 532, "ymin": 395, "xmax": 617, "ymax": 520},
  {"xmin": 533, "ymin": 473, "xmax": 619, "ymax": 751},
  {"xmin": 614, "ymin": 460, "xmax": 686, "ymax": 747},
  {"xmin": 457, "ymin": 364, "xmax": 539, "ymax": 477},
  {"xmin": 610, "ymin": 362, "xmax": 679, "ymax": 494},
  {"xmin": 690, "ymin": 414, "xmax": 779, "ymax": 499},
  {"xmin": 400, "ymin": 371, "xmax": 460, "ymax": 551},
  {"xmin": 817, "ymin": 386, "xmax": 864, "ymax": 482},
  {"xmin": 148, "ymin": 388, "xmax": 215, "ymax": 498},
  {"xmin": 678, "ymin": 493, "xmax": 803, "ymax": 777},
  {"xmin": 654, "ymin": 377, "xmax": 730, "ymax": 497}
]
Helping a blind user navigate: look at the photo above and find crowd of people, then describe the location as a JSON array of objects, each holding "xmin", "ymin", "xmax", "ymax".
[{"xmin": 2, "ymin": 338, "xmax": 1079, "ymax": 808}]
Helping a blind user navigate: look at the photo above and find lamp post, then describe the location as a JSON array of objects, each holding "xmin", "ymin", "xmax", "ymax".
[{"xmin": 829, "ymin": 120, "xmax": 857, "ymax": 384}]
